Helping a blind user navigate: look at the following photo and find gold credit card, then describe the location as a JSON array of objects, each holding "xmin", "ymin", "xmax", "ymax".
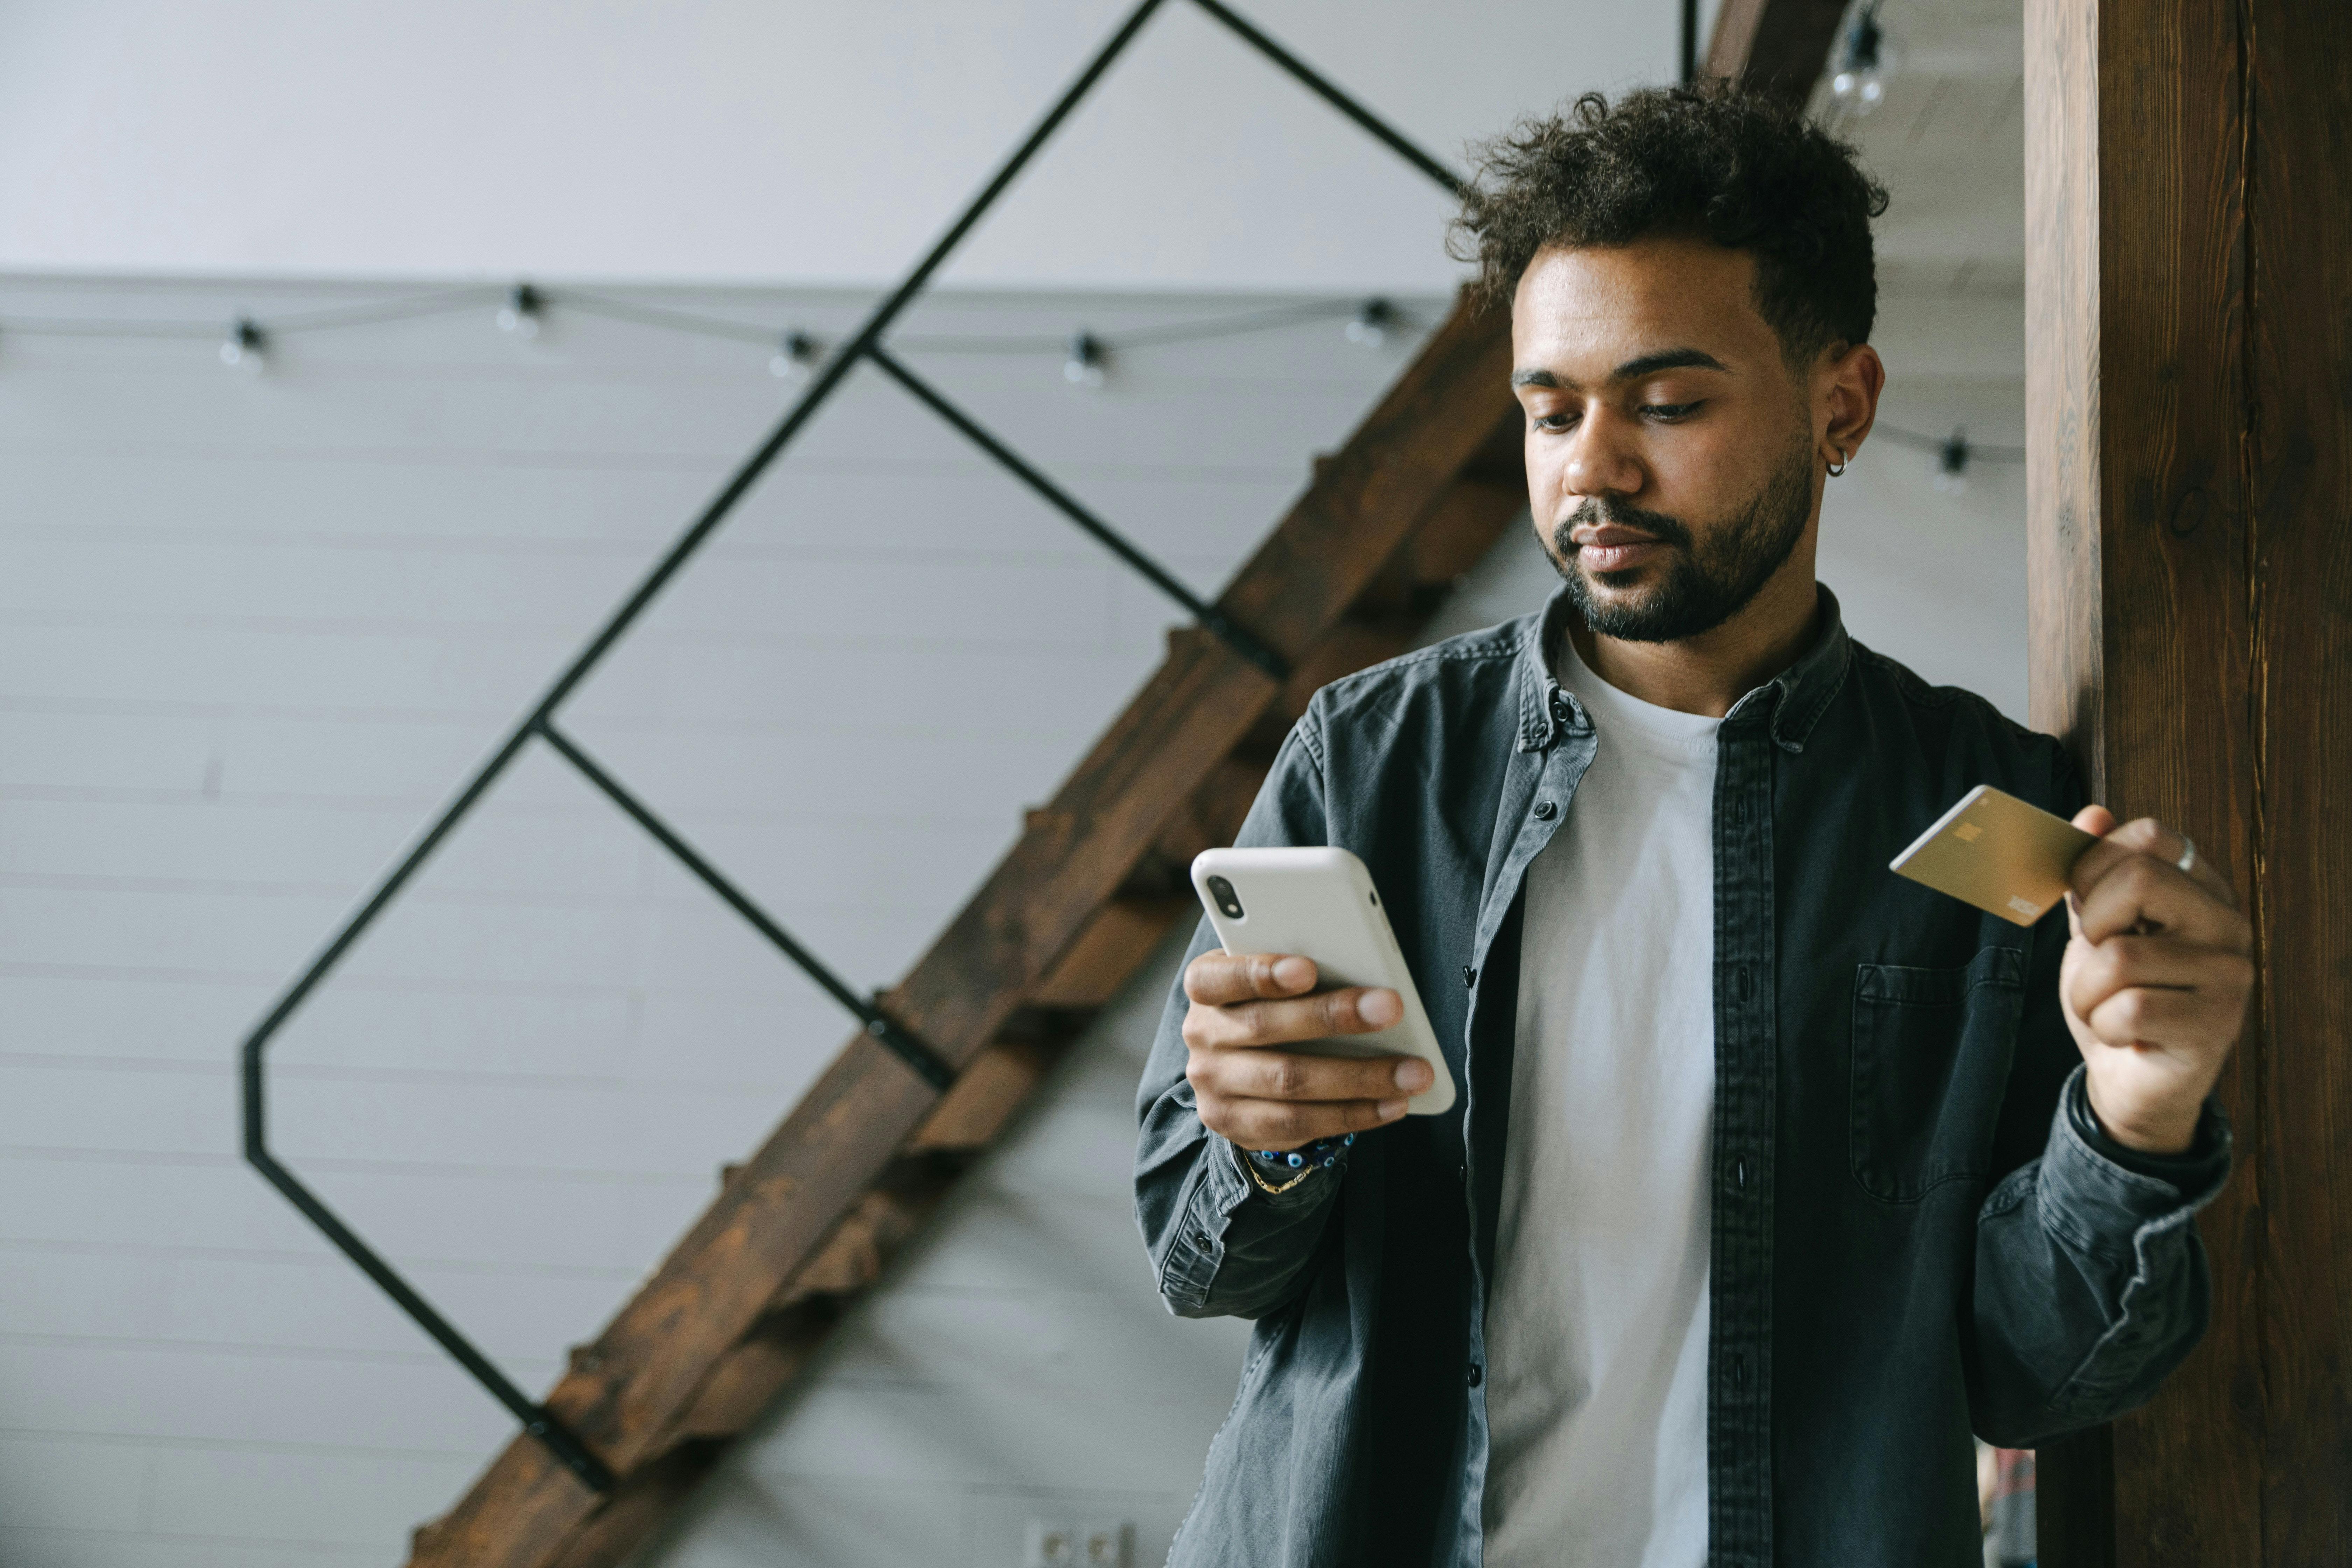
[{"xmin": 1889, "ymin": 784, "xmax": 2100, "ymax": 926}]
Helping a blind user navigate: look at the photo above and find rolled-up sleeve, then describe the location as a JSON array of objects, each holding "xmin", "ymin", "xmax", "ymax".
[
  {"xmin": 1134, "ymin": 710, "xmax": 1350, "ymax": 1320},
  {"xmin": 1967, "ymin": 1064, "xmax": 2231, "ymax": 1446}
]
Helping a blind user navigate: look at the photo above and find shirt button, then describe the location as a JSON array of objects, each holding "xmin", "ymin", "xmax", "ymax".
[
  {"xmin": 1462, "ymin": 965, "xmax": 1477, "ymax": 988},
  {"xmin": 1532, "ymin": 800, "xmax": 1558, "ymax": 820},
  {"xmin": 1732, "ymin": 1353, "xmax": 1749, "ymax": 1389},
  {"xmin": 1467, "ymin": 1363, "xmax": 1484, "ymax": 1388},
  {"xmin": 1735, "ymin": 1161, "xmax": 1747, "ymax": 1191}
]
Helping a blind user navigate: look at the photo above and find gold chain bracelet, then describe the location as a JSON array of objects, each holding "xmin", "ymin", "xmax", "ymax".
[{"xmin": 1243, "ymin": 1154, "xmax": 1317, "ymax": 1196}]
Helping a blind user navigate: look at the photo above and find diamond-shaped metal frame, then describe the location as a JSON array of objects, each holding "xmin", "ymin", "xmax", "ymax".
[{"xmin": 237, "ymin": 0, "xmax": 1482, "ymax": 1491}]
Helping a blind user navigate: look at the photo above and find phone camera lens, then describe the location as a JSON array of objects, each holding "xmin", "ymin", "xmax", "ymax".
[{"xmin": 1206, "ymin": 875, "xmax": 1245, "ymax": 919}]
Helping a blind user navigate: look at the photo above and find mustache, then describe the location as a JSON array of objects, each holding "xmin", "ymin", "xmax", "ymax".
[{"xmin": 1550, "ymin": 498, "xmax": 1696, "ymax": 555}]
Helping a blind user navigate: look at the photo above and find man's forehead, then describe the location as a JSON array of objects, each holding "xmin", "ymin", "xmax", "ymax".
[{"xmin": 1510, "ymin": 240, "xmax": 1769, "ymax": 378}]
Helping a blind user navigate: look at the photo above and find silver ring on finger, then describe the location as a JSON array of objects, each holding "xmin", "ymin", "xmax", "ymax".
[{"xmin": 2176, "ymin": 833, "xmax": 2198, "ymax": 877}]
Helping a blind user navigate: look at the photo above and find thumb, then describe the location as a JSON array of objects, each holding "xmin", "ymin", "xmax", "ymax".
[{"xmin": 2071, "ymin": 803, "xmax": 2118, "ymax": 838}]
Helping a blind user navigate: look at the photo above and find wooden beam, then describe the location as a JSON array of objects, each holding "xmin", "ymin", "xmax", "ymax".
[
  {"xmin": 408, "ymin": 291, "xmax": 1524, "ymax": 1568},
  {"xmin": 404, "ymin": 8, "xmax": 1864, "ymax": 1558},
  {"xmin": 1703, "ymin": 0, "xmax": 1848, "ymax": 107},
  {"xmin": 2026, "ymin": 0, "xmax": 2352, "ymax": 1560}
]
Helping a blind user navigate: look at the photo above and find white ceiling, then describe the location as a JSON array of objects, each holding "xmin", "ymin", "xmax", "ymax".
[
  {"xmin": 1816, "ymin": 0, "xmax": 2024, "ymax": 280},
  {"xmin": 0, "ymin": 0, "xmax": 1684, "ymax": 292}
]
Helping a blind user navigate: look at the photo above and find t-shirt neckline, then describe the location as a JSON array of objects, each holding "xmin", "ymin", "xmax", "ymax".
[{"xmin": 1555, "ymin": 633, "xmax": 1722, "ymax": 758}]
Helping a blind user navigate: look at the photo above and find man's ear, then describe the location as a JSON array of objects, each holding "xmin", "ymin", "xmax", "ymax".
[{"xmin": 1819, "ymin": 342, "xmax": 1885, "ymax": 466}]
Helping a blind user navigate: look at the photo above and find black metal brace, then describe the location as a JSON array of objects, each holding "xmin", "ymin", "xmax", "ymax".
[
  {"xmin": 234, "ymin": 0, "xmax": 1462, "ymax": 1492},
  {"xmin": 864, "ymin": 345, "xmax": 1292, "ymax": 681},
  {"xmin": 533, "ymin": 719, "xmax": 958, "ymax": 1091}
]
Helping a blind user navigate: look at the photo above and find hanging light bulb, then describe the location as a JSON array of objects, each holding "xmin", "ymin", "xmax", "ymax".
[
  {"xmin": 769, "ymin": 330, "xmax": 819, "ymax": 380},
  {"xmin": 496, "ymin": 283, "xmax": 542, "ymax": 340},
  {"xmin": 219, "ymin": 318, "xmax": 266, "ymax": 374},
  {"xmin": 1063, "ymin": 330, "xmax": 1106, "ymax": 388},
  {"xmin": 1345, "ymin": 298, "xmax": 1393, "ymax": 348},
  {"xmin": 1828, "ymin": 3, "xmax": 1890, "ymax": 118},
  {"xmin": 1932, "ymin": 427, "xmax": 1971, "ymax": 495}
]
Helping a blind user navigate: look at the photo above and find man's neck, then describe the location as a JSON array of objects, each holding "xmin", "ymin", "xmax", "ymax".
[{"xmin": 1566, "ymin": 565, "xmax": 1822, "ymax": 719}]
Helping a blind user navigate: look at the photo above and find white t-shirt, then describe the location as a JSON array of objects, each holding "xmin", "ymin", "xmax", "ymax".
[{"xmin": 1481, "ymin": 633, "xmax": 1720, "ymax": 1568}]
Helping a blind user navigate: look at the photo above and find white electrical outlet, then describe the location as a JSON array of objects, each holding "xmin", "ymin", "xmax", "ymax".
[
  {"xmin": 1023, "ymin": 1518, "xmax": 1076, "ymax": 1568},
  {"xmin": 1079, "ymin": 1519, "xmax": 1132, "ymax": 1567}
]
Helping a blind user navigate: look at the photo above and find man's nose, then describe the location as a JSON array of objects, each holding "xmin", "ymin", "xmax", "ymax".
[{"xmin": 1560, "ymin": 408, "xmax": 1645, "ymax": 498}]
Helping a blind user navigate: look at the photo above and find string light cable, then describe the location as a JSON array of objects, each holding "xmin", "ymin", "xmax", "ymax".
[
  {"xmin": 1869, "ymin": 420, "xmax": 2024, "ymax": 494},
  {"xmin": 0, "ymin": 282, "xmax": 1431, "ymax": 382},
  {"xmin": 0, "ymin": 282, "xmax": 2008, "ymax": 493}
]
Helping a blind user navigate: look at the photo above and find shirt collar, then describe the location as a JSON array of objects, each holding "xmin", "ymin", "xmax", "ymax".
[{"xmin": 1514, "ymin": 581, "xmax": 1853, "ymax": 755}]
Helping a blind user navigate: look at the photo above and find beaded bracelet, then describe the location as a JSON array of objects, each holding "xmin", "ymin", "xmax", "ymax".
[
  {"xmin": 1238, "ymin": 1132, "xmax": 1356, "ymax": 1196},
  {"xmin": 1251, "ymin": 1133, "xmax": 1355, "ymax": 1172}
]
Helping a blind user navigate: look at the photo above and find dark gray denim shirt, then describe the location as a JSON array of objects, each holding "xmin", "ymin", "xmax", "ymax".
[{"xmin": 1134, "ymin": 584, "xmax": 2230, "ymax": 1568}]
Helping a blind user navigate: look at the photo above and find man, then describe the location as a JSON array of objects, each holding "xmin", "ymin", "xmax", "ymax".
[{"xmin": 1134, "ymin": 84, "xmax": 2249, "ymax": 1566}]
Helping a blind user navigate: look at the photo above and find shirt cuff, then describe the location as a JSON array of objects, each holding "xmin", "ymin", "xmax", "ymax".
[
  {"xmin": 2065, "ymin": 1067, "xmax": 2229, "ymax": 1184},
  {"xmin": 2038, "ymin": 1065, "xmax": 2231, "ymax": 1260}
]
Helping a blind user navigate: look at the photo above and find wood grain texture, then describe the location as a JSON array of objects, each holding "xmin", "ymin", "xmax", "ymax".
[
  {"xmin": 2022, "ymin": 0, "xmax": 2103, "ymax": 782},
  {"xmin": 2246, "ymin": 0, "xmax": 2352, "ymax": 1558},
  {"xmin": 2029, "ymin": 0, "xmax": 2352, "ymax": 1559},
  {"xmin": 407, "ymin": 291, "xmax": 1526, "ymax": 1568}
]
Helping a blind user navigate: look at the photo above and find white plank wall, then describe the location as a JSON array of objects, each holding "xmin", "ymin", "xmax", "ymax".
[
  {"xmin": 0, "ymin": 272, "xmax": 1446, "ymax": 1566},
  {"xmin": 0, "ymin": 255, "xmax": 2027, "ymax": 1566}
]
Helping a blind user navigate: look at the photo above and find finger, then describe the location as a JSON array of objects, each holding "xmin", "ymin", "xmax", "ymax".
[
  {"xmin": 1200, "ymin": 1092, "xmax": 1408, "ymax": 1149},
  {"xmin": 2064, "ymin": 936, "xmax": 2252, "ymax": 1024},
  {"xmin": 1184, "ymin": 950, "xmax": 1317, "ymax": 1007},
  {"xmin": 2066, "ymin": 807, "xmax": 2115, "ymax": 934},
  {"xmin": 2075, "ymin": 854, "xmax": 2253, "ymax": 951},
  {"xmin": 2084, "ymin": 983, "xmax": 2245, "ymax": 1053},
  {"xmin": 1194, "ymin": 1047, "xmax": 1432, "ymax": 1104},
  {"xmin": 2073, "ymin": 814, "xmax": 2238, "ymax": 910},
  {"xmin": 2107, "ymin": 816, "xmax": 2238, "ymax": 906},
  {"xmin": 2067, "ymin": 809, "xmax": 2138, "ymax": 894},
  {"xmin": 1191, "ymin": 985, "xmax": 1405, "ymax": 1050}
]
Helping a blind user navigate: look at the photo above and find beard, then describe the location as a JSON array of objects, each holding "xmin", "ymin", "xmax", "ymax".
[{"xmin": 1548, "ymin": 434, "xmax": 1816, "ymax": 643}]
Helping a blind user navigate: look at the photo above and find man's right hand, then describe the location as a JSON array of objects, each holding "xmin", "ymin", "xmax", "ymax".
[{"xmin": 1180, "ymin": 950, "xmax": 1431, "ymax": 1152}]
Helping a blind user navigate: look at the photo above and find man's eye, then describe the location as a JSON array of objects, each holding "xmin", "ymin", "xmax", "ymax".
[
  {"xmin": 1642, "ymin": 401, "xmax": 1702, "ymax": 421},
  {"xmin": 1532, "ymin": 412, "xmax": 1577, "ymax": 432}
]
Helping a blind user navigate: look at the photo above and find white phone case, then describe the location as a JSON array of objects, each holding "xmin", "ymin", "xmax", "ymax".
[{"xmin": 1189, "ymin": 846, "xmax": 1456, "ymax": 1115}]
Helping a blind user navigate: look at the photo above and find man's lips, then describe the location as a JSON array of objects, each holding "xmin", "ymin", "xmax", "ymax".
[{"xmin": 1569, "ymin": 524, "xmax": 1668, "ymax": 572}]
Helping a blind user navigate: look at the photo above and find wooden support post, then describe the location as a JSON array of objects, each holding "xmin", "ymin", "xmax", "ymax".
[{"xmin": 2025, "ymin": 0, "xmax": 2352, "ymax": 1559}]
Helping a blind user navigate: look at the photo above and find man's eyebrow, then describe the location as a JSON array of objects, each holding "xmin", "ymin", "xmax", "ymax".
[
  {"xmin": 1509, "ymin": 348, "xmax": 1733, "ymax": 390},
  {"xmin": 1611, "ymin": 348, "xmax": 1731, "ymax": 380}
]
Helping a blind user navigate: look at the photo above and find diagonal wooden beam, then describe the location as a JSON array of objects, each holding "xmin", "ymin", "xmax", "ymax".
[
  {"xmin": 1704, "ymin": 0, "xmax": 1849, "ymax": 108},
  {"xmin": 409, "ymin": 16, "xmax": 1845, "ymax": 1559},
  {"xmin": 408, "ymin": 292, "xmax": 1522, "ymax": 1568}
]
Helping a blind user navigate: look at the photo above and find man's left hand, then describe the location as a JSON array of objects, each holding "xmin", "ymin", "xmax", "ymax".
[{"xmin": 2060, "ymin": 806, "xmax": 2254, "ymax": 1155}]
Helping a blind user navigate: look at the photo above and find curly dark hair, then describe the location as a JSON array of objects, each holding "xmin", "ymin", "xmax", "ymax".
[{"xmin": 1448, "ymin": 82, "xmax": 1890, "ymax": 367}]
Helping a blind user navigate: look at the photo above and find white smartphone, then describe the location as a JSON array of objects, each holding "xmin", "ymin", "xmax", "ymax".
[{"xmin": 1188, "ymin": 846, "xmax": 1457, "ymax": 1115}]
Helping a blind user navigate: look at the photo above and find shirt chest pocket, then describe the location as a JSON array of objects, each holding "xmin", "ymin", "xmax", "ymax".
[{"xmin": 1849, "ymin": 945, "xmax": 2028, "ymax": 1202}]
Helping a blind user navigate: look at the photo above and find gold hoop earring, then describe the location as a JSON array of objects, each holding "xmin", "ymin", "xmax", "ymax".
[{"xmin": 1826, "ymin": 447, "xmax": 1849, "ymax": 478}]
